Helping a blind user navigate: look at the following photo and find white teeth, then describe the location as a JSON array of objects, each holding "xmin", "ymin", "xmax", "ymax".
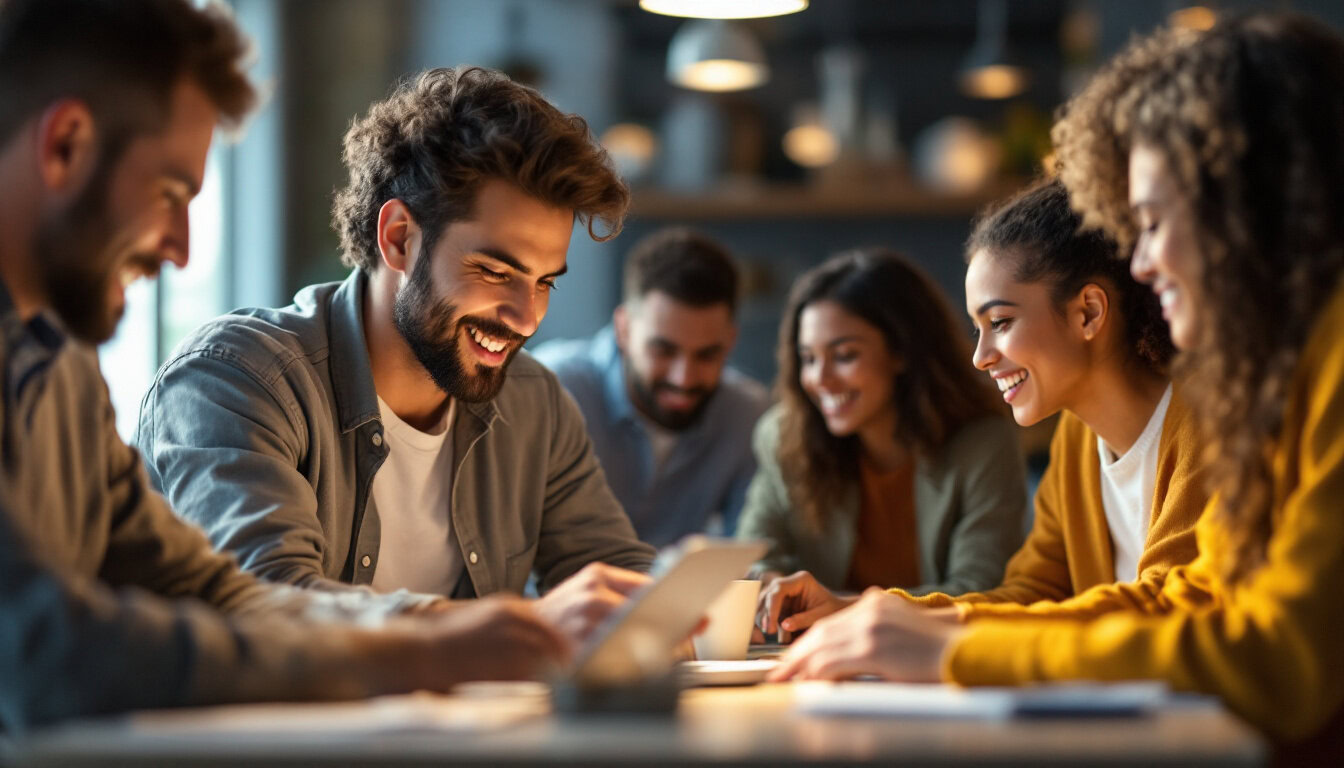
[
  {"xmin": 1159, "ymin": 288, "xmax": 1178, "ymax": 309},
  {"xmin": 819, "ymin": 392, "xmax": 855, "ymax": 411},
  {"xmin": 468, "ymin": 326, "xmax": 507, "ymax": 354},
  {"xmin": 120, "ymin": 267, "xmax": 141, "ymax": 289},
  {"xmin": 995, "ymin": 370, "xmax": 1027, "ymax": 393}
]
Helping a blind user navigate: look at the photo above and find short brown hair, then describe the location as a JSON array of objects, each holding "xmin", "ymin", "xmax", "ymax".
[
  {"xmin": 0, "ymin": 0, "xmax": 256, "ymax": 146},
  {"xmin": 622, "ymin": 228, "xmax": 738, "ymax": 313},
  {"xmin": 333, "ymin": 66, "xmax": 630, "ymax": 272}
]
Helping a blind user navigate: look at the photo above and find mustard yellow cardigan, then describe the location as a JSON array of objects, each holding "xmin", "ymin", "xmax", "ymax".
[
  {"xmin": 890, "ymin": 388, "xmax": 1206, "ymax": 620},
  {"xmin": 943, "ymin": 286, "xmax": 1344, "ymax": 743}
]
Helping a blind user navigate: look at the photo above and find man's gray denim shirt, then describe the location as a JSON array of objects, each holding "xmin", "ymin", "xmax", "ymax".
[{"xmin": 136, "ymin": 270, "xmax": 655, "ymax": 598}]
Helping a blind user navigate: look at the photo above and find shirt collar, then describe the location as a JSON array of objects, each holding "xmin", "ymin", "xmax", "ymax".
[
  {"xmin": 328, "ymin": 270, "xmax": 381, "ymax": 434},
  {"xmin": 596, "ymin": 324, "xmax": 638, "ymax": 425},
  {"xmin": 0, "ymin": 278, "xmax": 68, "ymax": 403}
]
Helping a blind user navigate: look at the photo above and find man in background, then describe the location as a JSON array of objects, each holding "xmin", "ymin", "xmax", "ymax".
[
  {"xmin": 136, "ymin": 66, "xmax": 655, "ymax": 643},
  {"xmin": 533, "ymin": 228, "xmax": 769, "ymax": 548},
  {"xmin": 0, "ymin": 0, "xmax": 563, "ymax": 732}
]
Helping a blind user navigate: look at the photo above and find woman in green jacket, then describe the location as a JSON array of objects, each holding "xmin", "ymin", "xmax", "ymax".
[{"xmin": 737, "ymin": 249, "xmax": 1026, "ymax": 602}]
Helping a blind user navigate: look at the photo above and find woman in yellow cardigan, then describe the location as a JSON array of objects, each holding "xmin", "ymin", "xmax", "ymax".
[
  {"xmin": 757, "ymin": 180, "xmax": 1207, "ymax": 637},
  {"xmin": 770, "ymin": 11, "xmax": 1344, "ymax": 757}
]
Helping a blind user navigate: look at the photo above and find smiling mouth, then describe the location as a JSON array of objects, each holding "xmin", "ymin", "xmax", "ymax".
[
  {"xmin": 118, "ymin": 256, "xmax": 162, "ymax": 289},
  {"xmin": 1157, "ymin": 285, "xmax": 1179, "ymax": 313},
  {"xmin": 818, "ymin": 391, "xmax": 856, "ymax": 414},
  {"xmin": 465, "ymin": 324, "xmax": 512, "ymax": 365},
  {"xmin": 995, "ymin": 370, "xmax": 1028, "ymax": 402}
]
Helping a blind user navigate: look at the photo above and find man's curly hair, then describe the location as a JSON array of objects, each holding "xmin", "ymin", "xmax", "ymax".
[
  {"xmin": 333, "ymin": 66, "xmax": 629, "ymax": 272},
  {"xmin": 1052, "ymin": 12, "xmax": 1344, "ymax": 583}
]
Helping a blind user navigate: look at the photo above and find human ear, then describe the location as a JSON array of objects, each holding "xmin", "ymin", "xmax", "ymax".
[
  {"xmin": 1076, "ymin": 283, "xmax": 1109, "ymax": 342},
  {"xmin": 375, "ymin": 199, "xmax": 418, "ymax": 275},
  {"xmin": 36, "ymin": 100, "xmax": 98, "ymax": 198}
]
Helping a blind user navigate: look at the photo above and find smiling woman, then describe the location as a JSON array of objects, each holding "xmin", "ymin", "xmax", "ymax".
[{"xmin": 737, "ymin": 249, "xmax": 1027, "ymax": 598}]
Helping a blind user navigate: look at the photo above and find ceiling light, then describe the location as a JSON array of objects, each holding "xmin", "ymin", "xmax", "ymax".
[
  {"xmin": 640, "ymin": 0, "xmax": 807, "ymax": 20},
  {"xmin": 667, "ymin": 20, "xmax": 769, "ymax": 92},
  {"xmin": 959, "ymin": 0, "xmax": 1028, "ymax": 100},
  {"xmin": 1169, "ymin": 6, "xmax": 1216, "ymax": 31}
]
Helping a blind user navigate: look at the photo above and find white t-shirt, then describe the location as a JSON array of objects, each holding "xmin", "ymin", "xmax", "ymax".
[
  {"xmin": 369, "ymin": 396, "xmax": 462, "ymax": 595},
  {"xmin": 1097, "ymin": 384, "xmax": 1172, "ymax": 582}
]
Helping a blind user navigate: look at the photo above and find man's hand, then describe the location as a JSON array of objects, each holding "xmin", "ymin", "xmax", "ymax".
[
  {"xmin": 754, "ymin": 570, "xmax": 857, "ymax": 642},
  {"xmin": 533, "ymin": 562, "xmax": 651, "ymax": 644},
  {"xmin": 766, "ymin": 588, "xmax": 966, "ymax": 683},
  {"xmin": 380, "ymin": 595, "xmax": 571, "ymax": 692}
]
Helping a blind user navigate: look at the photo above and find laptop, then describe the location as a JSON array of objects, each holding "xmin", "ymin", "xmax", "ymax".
[{"xmin": 569, "ymin": 536, "xmax": 766, "ymax": 687}]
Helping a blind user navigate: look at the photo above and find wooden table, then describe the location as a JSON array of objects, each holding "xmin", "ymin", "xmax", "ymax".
[{"xmin": 10, "ymin": 683, "xmax": 1266, "ymax": 767}]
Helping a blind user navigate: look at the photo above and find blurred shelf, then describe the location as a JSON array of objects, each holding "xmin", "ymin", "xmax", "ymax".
[{"xmin": 628, "ymin": 177, "xmax": 1030, "ymax": 220}]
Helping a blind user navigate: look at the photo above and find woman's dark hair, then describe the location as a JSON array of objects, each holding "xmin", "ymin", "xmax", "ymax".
[
  {"xmin": 966, "ymin": 178, "xmax": 1175, "ymax": 373},
  {"xmin": 1053, "ymin": 12, "xmax": 1344, "ymax": 583},
  {"xmin": 775, "ymin": 249, "xmax": 1004, "ymax": 532}
]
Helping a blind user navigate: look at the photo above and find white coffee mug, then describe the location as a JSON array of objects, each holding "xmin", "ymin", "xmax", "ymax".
[{"xmin": 692, "ymin": 579, "xmax": 761, "ymax": 661}]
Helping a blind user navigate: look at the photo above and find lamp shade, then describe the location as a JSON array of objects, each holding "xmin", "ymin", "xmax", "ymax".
[
  {"xmin": 640, "ymin": 0, "xmax": 807, "ymax": 20},
  {"xmin": 666, "ymin": 20, "xmax": 769, "ymax": 92},
  {"xmin": 959, "ymin": 0, "xmax": 1028, "ymax": 99}
]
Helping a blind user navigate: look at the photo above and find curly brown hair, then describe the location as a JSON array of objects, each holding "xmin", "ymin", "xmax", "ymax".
[
  {"xmin": 966, "ymin": 178, "xmax": 1174, "ymax": 373},
  {"xmin": 333, "ymin": 66, "xmax": 629, "ymax": 272},
  {"xmin": 1053, "ymin": 12, "xmax": 1344, "ymax": 583},
  {"xmin": 776, "ymin": 249, "xmax": 1005, "ymax": 532}
]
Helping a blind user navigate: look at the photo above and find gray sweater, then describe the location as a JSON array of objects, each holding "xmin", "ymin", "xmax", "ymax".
[{"xmin": 0, "ymin": 284, "xmax": 413, "ymax": 731}]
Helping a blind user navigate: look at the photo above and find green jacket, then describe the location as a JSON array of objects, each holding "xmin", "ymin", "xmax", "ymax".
[{"xmin": 737, "ymin": 405, "xmax": 1027, "ymax": 594}]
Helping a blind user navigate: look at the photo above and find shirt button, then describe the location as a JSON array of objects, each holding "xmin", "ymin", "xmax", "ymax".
[
  {"xmin": 361, "ymin": 555, "xmax": 372, "ymax": 567},
  {"xmin": 371, "ymin": 432, "xmax": 383, "ymax": 447},
  {"xmin": 469, "ymin": 552, "xmax": 479, "ymax": 565}
]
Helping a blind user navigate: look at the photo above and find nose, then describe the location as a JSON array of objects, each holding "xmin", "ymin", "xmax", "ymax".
[
  {"xmin": 666, "ymin": 356, "xmax": 693, "ymax": 389},
  {"xmin": 805, "ymin": 357, "xmax": 839, "ymax": 391},
  {"xmin": 497, "ymin": 282, "xmax": 542, "ymax": 338},
  {"xmin": 971, "ymin": 330, "xmax": 998, "ymax": 371},
  {"xmin": 1130, "ymin": 235, "xmax": 1155, "ymax": 285},
  {"xmin": 160, "ymin": 206, "xmax": 190, "ymax": 269}
]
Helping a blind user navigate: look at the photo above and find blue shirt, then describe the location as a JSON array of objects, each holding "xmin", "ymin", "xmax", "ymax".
[{"xmin": 531, "ymin": 325, "xmax": 770, "ymax": 548}]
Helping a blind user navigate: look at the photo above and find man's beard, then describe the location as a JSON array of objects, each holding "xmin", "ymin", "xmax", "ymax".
[
  {"xmin": 392, "ymin": 250, "xmax": 527, "ymax": 403},
  {"xmin": 32, "ymin": 155, "xmax": 132, "ymax": 345},
  {"xmin": 626, "ymin": 364, "xmax": 716, "ymax": 431}
]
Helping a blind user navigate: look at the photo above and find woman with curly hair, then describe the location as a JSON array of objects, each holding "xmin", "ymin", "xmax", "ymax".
[
  {"xmin": 736, "ymin": 249, "xmax": 1027, "ymax": 607},
  {"xmin": 770, "ymin": 12, "xmax": 1344, "ymax": 757},
  {"xmin": 758, "ymin": 179, "xmax": 1209, "ymax": 636}
]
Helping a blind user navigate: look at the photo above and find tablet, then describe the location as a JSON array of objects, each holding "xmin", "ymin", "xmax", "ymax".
[{"xmin": 570, "ymin": 536, "xmax": 766, "ymax": 686}]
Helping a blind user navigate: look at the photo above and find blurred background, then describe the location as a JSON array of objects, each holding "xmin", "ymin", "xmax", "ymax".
[{"xmin": 103, "ymin": 0, "xmax": 1344, "ymax": 441}]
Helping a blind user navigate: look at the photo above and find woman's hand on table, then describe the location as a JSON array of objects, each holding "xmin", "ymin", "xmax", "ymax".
[
  {"xmin": 753, "ymin": 570, "xmax": 858, "ymax": 642},
  {"xmin": 765, "ymin": 588, "xmax": 967, "ymax": 683}
]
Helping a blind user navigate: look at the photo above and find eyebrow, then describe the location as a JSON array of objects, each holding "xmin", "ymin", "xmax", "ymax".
[
  {"xmin": 167, "ymin": 168, "xmax": 201, "ymax": 198},
  {"xmin": 478, "ymin": 248, "xmax": 568, "ymax": 279},
  {"xmin": 799, "ymin": 335, "xmax": 863, "ymax": 351},
  {"xmin": 974, "ymin": 299, "xmax": 1018, "ymax": 315}
]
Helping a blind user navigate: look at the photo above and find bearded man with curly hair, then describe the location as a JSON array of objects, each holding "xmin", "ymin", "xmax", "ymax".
[{"xmin": 135, "ymin": 67, "xmax": 656, "ymax": 645}]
